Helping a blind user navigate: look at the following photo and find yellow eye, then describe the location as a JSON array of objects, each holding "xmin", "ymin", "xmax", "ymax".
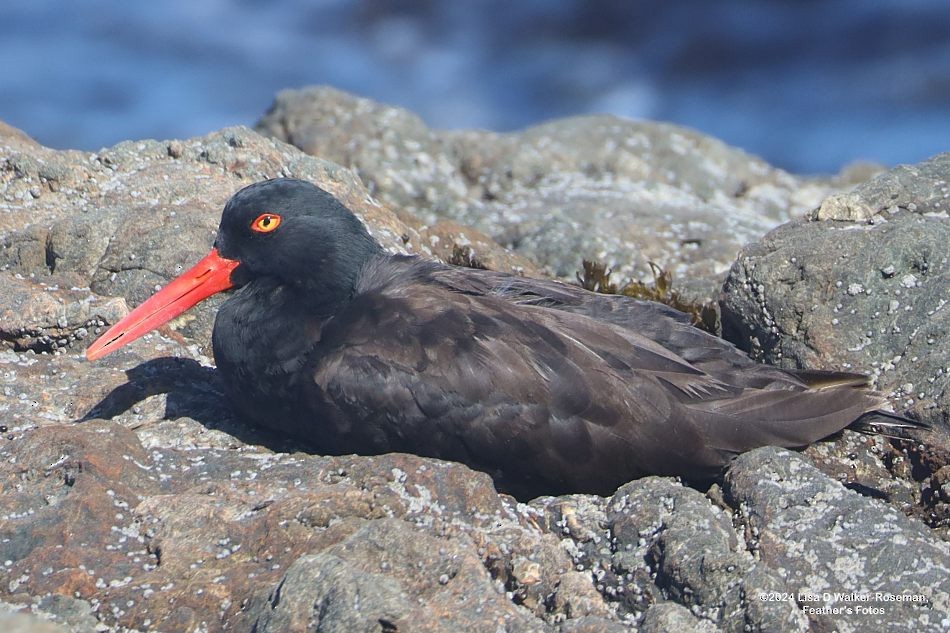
[{"xmin": 251, "ymin": 213, "xmax": 281, "ymax": 233}]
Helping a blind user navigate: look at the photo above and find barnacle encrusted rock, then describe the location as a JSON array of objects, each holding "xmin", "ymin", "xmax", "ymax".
[
  {"xmin": 721, "ymin": 153, "xmax": 949, "ymax": 439},
  {"xmin": 0, "ymin": 116, "xmax": 946, "ymax": 631}
]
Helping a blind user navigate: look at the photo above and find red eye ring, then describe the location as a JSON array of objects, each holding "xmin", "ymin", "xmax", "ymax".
[{"xmin": 251, "ymin": 213, "xmax": 281, "ymax": 233}]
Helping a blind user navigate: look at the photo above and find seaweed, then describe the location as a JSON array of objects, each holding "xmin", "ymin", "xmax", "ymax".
[
  {"xmin": 449, "ymin": 244, "xmax": 488, "ymax": 270},
  {"xmin": 575, "ymin": 260, "xmax": 617, "ymax": 294},
  {"xmin": 577, "ymin": 259, "xmax": 719, "ymax": 334}
]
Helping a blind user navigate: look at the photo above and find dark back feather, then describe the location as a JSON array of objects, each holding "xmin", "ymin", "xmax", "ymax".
[{"xmin": 213, "ymin": 254, "xmax": 920, "ymax": 497}]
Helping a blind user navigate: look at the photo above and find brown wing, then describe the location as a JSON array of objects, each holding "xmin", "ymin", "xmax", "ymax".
[
  {"xmin": 429, "ymin": 265, "xmax": 893, "ymax": 393},
  {"xmin": 302, "ymin": 258, "xmax": 884, "ymax": 497}
]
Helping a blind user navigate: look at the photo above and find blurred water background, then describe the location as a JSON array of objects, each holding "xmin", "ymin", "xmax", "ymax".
[{"xmin": 2, "ymin": 0, "xmax": 949, "ymax": 174}]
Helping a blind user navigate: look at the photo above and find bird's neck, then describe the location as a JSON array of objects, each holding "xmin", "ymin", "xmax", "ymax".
[{"xmin": 291, "ymin": 234, "xmax": 384, "ymax": 315}]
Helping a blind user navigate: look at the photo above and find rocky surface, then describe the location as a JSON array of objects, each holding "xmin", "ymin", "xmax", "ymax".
[
  {"xmin": 256, "ymin": 86, "xmax": 869, "ymax": 298},
  {"xmin": 0, "ymin": 420, "xmax": 566, "ymax": 632},
  {"xmin": 0, "ymin": 601, "xmax": 71, "ymax": 633},
  {"xmin": 725, "ymin": 447, "xmax": 949, "ymax": 633},
  {"xmin": 0, "ymin": 114, "xmax": 947, "ymax": 631},
  {"xmin": 721, "ymin": 163, "xmax": 948, "ymax": 429},
  {"xmin": 720, "ymin": 153, "xmax": 950, "ymax": 532}
]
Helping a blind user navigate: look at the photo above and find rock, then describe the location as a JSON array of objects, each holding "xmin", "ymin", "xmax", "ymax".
[
  {"xmin": 557, "ymin": 614, "xmax": 629, "ymax": 633},
  {"xmin": 0, "ymin": 606, "xmax": 70, "ymax": 633},
  {"xmin": 814, "ymin": 153, "xmax": 950, "ymax": 220},
  {"xmin": 550, "ymin": 571, "xmax": 613, "ymax": 619},
  {"xmin": 639, "ymin": 602, "xmax": 718, "ymax": 633},
  {"xmin": 244, "ymin": 552, "xmax": 413, "ymax": 633},
  {"xmin": 721, "ymin": 214, "xmax": 948, "ymax": 435},
  {"xmin": 257, "ymin": 87, "xmax": 467, "ymax": 220},
  {"xmin": 720, "ymin": 154, "xmax": 950, "ymax": 535},
  {"xmin": 606, "ymin": 478, "xmax": 807, "ymax": 632},
  {"xmin": 725, "ymin": 447, "xmax": 950, "ymax": 633},
  {"xmin": 0, "ymin": 345, "xmax": 266, "ymax": 457},
  {"xmin": 0, "ymin": 122, "xmax": 39, "ymax": 150},
  {"xmin": 419, "ymin": 219, "xmax": 538, "ymax": 276},
  {"xmin": 256, "ymin": 86, "xmax": 843, "ymax": 292},
  {"xmin": 721, "ymin": 155, "xmax": 949, "ymax": 434},
  {"xmin": 1, "ymin": 112, "xmax": 947, "ymax": 632},
  {"xmin": 0, "ymin": 274, "xmax": 126, "ymax": 354},
  {"xmin": 8, "ymin": 595, "xmax": 100, "ymax": 633},
  {"xmin": 530, "ymin": 494, "xmax": 612, "ymax": 579},
  {"xmin": 802, "ymin": 430, "xmax": 922, "ymax": 517},
  {"xmin": 0, "ymin": 421, "xmax": 573, "ymax": 632},
  {"xmin": 243, "ymin": 519, "xmax": 549, "ymax": 632}
]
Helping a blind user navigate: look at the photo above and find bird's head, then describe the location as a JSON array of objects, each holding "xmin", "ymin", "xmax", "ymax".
[{"xmin": 85, "ymin": 178, "xmax": 380, "ymax": 360}]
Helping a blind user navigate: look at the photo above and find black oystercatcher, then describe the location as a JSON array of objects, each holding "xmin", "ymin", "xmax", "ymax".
[{"xmin": 86, "ymin": 178, "xmax": 923, "ymax": 497}]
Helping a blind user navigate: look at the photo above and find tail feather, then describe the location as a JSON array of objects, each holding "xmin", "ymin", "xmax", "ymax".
[
  {"xmin": 786, "ymin": 369, "xmax": 871, "ymax": 390},
  {"xmin": 849, "ymin": 410, "xmax": 931, "ymax": 439}
]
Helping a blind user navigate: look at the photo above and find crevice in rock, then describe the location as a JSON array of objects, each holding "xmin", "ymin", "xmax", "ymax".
[
  {"xmin": 268, "ymin": 577, "xmax": 285, "ymax": 609},
  {"xmin": 842, "ymin": 481, "xmax": 889, "ymax": 501},
  {"xmin": 44, "ymin": 232, "xmax": 59, "ymax": 274}
]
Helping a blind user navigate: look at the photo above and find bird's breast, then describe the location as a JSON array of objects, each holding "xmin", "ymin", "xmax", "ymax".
[{"xmin": 211, "ymin": 282, "xmax": 326, "ymax": 422}]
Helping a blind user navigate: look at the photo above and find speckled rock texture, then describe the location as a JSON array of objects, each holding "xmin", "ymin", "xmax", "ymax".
[
  {"xmin": 0, "ymin": 421, "xmax": 568, "ymax": 632},
  {"xmin": 720, "ymin": 153, "xmax": 950, "ymax": 524},
  {"xmin": 256, "ymin": 86, "xmax": 862, "ymax": 297},
  {"xmin": 0, "ymin": 119, "xmax": 947, "ymax": 631},
  {"xmin": 0, "ymin": 602, "xmax": 72, "ymax": 633},
  {"xmin": 725, "ymin": 447, "xmax": 950, "ymax": 633}
]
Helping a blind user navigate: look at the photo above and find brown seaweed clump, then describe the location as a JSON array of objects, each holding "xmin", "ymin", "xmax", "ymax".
[
  {"xmin": 448, "ymin": 244, "xmax": 488, "ymax": 270},
  {"xmin": 576, "ymin": 260, "xmax": 718, "ymax": 333}
]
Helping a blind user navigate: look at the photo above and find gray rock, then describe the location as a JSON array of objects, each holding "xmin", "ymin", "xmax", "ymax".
[
  {"xmin": 247, "ymin": 552, "xmax": 413, "ymax": 633},
  {"xmin": 0, "ymin": 608, "xmax": 71, "ymax": 633},
  {"xmin": 0, "ymin": 421, "xmax": 567, "ymax": 632},
  {"xmin": 19, "ymin": 596, "xmax": 98, "ymax": 633},
  {"xmin": 721, "ymin": 214, "xmax": 948, "ymax": 428},
  {"xmin": 256, "ymin": 86, "xmax": 843, "ymax": 291},
  {"xmin": 257, "ymin": 86, "xmax": 469, "ymax": 221},
  {"xmin": 639, "ymin": 602, "xmax": 718, "ymax": 633},
  {"xmin": 550, "ymin": 570, "xmax": 613, "ymax": 620},
  {"xmin": 607, "ymin": 477, "xmax": 807, "ymax": 632},
  {"xmin": 1, "ymin": 112, "xmax": 947, "ymax": 633},
  {"xmin": 814, "ymin": 153, "xmax": 950, "ymax": 220},
  {"xmin": 557, "ymin": 614, "xmax": 629, "ymax": 633},
  {"xmin": 719, "ymin": 154, "xmax": 950, "ymax": 470},
  {"xmin": 0, "ymin": 274, "xmax": 126, "ymax": 354},
  {"xmin": 724, "ymin": 447, "xmax": 950, "ymax": 633},
  {"xmin": 530, "ymin": 494, "xmax": 612, "ymax": 585},
  {"xmin": 718, "ymin": 152, "xmax": 950, "ymax": 535},
  {"xmin": 802, "ymin": 430, "xmax": 923, "ymax": 518}
]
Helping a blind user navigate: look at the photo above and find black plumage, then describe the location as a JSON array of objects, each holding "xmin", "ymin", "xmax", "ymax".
[{"xmin": 88, "ymin": 178, "xmax": 925, "ymax": 498}]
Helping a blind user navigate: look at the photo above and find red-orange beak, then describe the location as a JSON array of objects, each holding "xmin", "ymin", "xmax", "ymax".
[{"xmin": 85, "ymin": 248, "xmax": 240, "ymax": 361}]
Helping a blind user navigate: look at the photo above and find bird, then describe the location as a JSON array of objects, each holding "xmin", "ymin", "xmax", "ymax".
[{"xmin": 85, "ymin": 178, "xmax": 924, "ymax": 498}]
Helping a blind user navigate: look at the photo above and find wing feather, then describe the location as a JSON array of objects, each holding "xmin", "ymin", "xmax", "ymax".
[{"xmin": 297, "ymin": 258, "xmax": 905, "ymax": 495}]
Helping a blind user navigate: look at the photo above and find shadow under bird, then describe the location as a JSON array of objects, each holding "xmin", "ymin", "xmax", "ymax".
[{"xmin": 85, "ymin": 178, "xmax": 924, "ymax": 498}]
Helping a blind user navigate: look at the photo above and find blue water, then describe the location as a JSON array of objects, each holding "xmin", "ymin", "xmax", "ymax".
[{"xmin": 3, "ymin": 0, "xmax": 949, "ymax": 174}]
